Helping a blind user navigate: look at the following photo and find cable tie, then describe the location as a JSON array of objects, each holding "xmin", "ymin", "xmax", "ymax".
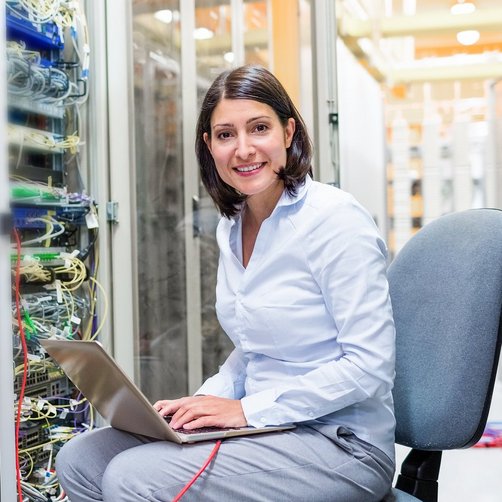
[
  {"xmin": 70, "ymin": 315, "xmax": 81, "ymax": 325},
  {"xmin": 55, "ymin": 280, "xmax": 63, "ymax": 303},
  {"xmin": 37, "ymin": 399, "xmax": 48, "ymax": 410}
]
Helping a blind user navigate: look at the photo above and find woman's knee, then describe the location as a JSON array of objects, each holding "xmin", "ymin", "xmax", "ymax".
[
  {"xmin": 56, "ymin": 432, "xmax": 88, "ymax": 478},
  {"xmin": 56, "ymin": 428, "xmax": 124, "ymax": 489}
]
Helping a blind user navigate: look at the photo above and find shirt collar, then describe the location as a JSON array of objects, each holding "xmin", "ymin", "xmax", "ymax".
[
  {"xmin": 230, "ymin": 174, "xmax": 312, "ymax": 223},
  {"xmin": 275, "ymin": 174, "xmax": 312, "ymax": 209}
]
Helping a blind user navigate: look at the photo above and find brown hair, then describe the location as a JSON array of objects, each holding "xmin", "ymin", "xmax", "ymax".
[{"xmin": 195, "ymin": 64, "xmax": 313, "ymax": 218}]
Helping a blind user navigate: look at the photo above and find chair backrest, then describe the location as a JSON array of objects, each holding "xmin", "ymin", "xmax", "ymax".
[{"xmin": 388, "ymin": 208, "xmax": 502, "ymax": 450}]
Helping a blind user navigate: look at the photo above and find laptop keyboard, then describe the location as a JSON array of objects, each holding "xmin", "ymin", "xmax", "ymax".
[{"xmin": 164, "ymin": 416, "xmax": 246, "ymax": 434}]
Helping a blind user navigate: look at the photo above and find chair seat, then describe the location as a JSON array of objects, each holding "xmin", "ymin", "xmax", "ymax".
[{"xmin": 392, "ymin": 488, "xmax": 421, "ymax": 501}]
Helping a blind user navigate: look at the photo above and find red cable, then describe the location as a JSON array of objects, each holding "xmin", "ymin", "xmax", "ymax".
[
  {"xmin": 171, "ymin": 440, "xmax": 222, "ymax": 502},
  {"xmin": 13, "ymin": 228, "xmax": 29, "ymax": 502}
]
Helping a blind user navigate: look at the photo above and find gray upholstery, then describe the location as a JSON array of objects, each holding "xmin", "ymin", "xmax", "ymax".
[{"xmin": 388, "ymin": 209, "xmax": 502, "ymax": 501}]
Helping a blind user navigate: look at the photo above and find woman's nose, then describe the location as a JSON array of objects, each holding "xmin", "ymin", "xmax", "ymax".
[{"xmin": 235, "ymin": 135, "xmax": 255, "ymax": 159}]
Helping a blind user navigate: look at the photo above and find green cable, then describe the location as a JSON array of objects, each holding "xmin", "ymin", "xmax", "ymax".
[{"xmin": 22, "ymin": 311, "xmax": 37, "ymax": 340}]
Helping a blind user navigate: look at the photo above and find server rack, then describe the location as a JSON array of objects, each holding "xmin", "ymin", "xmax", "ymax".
[{"xmin": 4, "ymin": 2, "xmax": 103, "ymax": 500}]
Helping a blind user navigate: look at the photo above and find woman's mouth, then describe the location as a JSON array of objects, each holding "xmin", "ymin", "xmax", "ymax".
[{"xmin": 234, "ymin": 162, "xmax": 264, "ymax": 174}]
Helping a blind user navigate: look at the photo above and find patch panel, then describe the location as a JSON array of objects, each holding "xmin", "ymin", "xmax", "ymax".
[
  {"xmin": 14, "ymin": 364, "xmax": 65, "ymax": 396},
  {"xmin": 30, "ymin": 448, "xmax": 51, "ymax": 466},
  {"xmin": 17, "ymin": 422, "xmax": 51, "ymax": 451},
  {"xmin": 14, "ymin": 254, "xmax": 66, "ymax": 271},
  {"xmin": 6, "ymin": 10, "xmax": 64, "ymax": 51},
  {"xmin": 22, "ymin": 376, "xmax": 72, "ymax": 402},
  {"xmin": 12, "ymin": 204, "xmax": 90, "ymax": 229},
  {"xmin": 9, "ymin": 96, "xmax": 65, "ymax": 119},
  {"xmin": 8, "ymin": 124, "xmax": 65, "ymax": 154}
]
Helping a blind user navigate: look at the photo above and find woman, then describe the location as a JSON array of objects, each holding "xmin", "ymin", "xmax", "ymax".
[{"xmin": 56, "ymin": 65, "xmax": 396, "ymax": 501}]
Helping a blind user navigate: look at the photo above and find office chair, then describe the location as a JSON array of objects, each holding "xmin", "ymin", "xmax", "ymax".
[{"xmin": 387, "ymin": 208, "xmax": 502, "ymax": 502}]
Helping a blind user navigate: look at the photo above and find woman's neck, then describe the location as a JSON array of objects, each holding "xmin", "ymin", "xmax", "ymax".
[
  {"xmin": 244, "ymin": 180, "xmax": 284, "ymax": 226},
  {"xmin": 240, "ymin": 180, "xmax": 284, "ymax": 267}
]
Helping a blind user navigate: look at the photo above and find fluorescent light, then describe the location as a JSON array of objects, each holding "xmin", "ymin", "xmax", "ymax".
[
  {"xmin": 193, "ymin": 27, "xmax": 214, "ymax": 40},
  {"xmin": 224, "ymin": 52, "xmax": 234, "ymax": 63},
  {"xmin": 450, "ymin": 2, "xmax": 476, "ymax": 15},
  {"xmin": 403, "ymin": 0, "xmax": 416, "ymax": 16},
  {"xmin": 154, "ymin": 9, "xmax": 173, "ymax": 24},
  {"xmin": 456, "ymin": 30, "xmax": 480, "ymax": 46}
]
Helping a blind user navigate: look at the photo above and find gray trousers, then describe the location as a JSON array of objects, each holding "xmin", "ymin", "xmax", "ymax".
[{"xmin": 55, "ymin": 425, "xmax": 394, "ymax": 502}]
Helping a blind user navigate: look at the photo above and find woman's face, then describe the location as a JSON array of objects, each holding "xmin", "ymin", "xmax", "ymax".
[{"xmin": 204, "ymin": 98, "xmax": 295, "ymax": 202}]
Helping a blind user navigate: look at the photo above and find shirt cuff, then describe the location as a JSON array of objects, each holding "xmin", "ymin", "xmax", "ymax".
[{"xmin": 240, "ymin": 388, "xmax": 282, "ymax": 427}]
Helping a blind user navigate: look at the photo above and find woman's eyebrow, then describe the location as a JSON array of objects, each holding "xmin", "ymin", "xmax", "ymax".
[{"xmin": 212, "ymin": 115, "xmax": 271, "ymax": 129}]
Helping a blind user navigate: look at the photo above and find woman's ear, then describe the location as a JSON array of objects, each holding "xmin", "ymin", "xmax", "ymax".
[
  {"xmin": 285, "ymin": 118, "xmax": 296, "ymax": 148},
  {"xmin": 203, "ymin": 132, "xmax": 212, "ymax": 154}
]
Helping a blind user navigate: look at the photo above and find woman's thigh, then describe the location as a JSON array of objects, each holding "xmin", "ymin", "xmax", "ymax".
[{"xmin": 100, "ymin": 425, "xmax": 393, "ymax": 502}]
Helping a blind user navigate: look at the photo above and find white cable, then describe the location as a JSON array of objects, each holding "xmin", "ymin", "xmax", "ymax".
[{"xmin": 13, "ymin": 218, "xmax": 65, "ymax": 247}]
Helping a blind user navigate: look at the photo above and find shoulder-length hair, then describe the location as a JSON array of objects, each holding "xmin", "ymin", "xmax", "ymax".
[{"xmin": 195, "ymin": 64, "xmax": 313, "ymax": 218}]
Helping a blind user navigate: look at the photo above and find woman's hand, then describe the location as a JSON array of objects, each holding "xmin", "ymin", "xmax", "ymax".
[{"xmin": 153, "ymin": 395, "xmax": 247, "ymax": 430}]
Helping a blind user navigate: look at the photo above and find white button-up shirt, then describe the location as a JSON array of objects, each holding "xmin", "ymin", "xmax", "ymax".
[{"xmin": 196, "ymin": 176, "xmax": 396, "ymax": 459}]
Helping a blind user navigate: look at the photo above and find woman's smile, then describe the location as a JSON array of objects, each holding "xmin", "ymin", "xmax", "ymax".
[{"xmin": 233, "ymin": 162, "xmax": 265, "ymax": 175}]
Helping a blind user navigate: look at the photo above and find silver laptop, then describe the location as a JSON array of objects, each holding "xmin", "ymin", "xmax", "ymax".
[{"xmin": 40, "ymin": 339, "xmax": 294, "ymax": 443}]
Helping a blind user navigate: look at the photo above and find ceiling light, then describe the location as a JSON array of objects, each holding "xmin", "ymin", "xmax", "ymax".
[
  {"xmin": 456, "ymin": 30, "xmax": 480, "ymax": 46},
  {"xmin": 402, "ymin": 0, "xmax": 416, "ymax": 16},
  {"xmin": 223, "ymin": 52, "xmax": 234, "ymax": 63},
  {"xmin": 193, "ymin": 27, "xmax": 214, "ymax": 40},
  {"xmin": 450, "ymin": 1, "xmax": 476, "ymax": 15},
  {"xmin": 154, "ymin": 9, "xmax": 173, "ymax": 24}
]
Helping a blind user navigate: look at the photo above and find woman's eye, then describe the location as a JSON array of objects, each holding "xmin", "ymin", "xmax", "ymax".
[
  {"xmin": 217, "ymin": 131, "xmax": 232, "ymax": 140},
  {"xmin": 254, "ymin": 124, "xmax": 268, "ymax": 133}
]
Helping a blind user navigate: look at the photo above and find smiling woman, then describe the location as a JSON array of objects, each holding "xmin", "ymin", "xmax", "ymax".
[{"xmin": 55, "ymin": 64, "xmax": 397, "ymax": 502}]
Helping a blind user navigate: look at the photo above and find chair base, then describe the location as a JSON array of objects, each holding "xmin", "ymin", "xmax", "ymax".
[{"xmin": 394, "ymin": 449, "xmax": 442, "ymax": 502}]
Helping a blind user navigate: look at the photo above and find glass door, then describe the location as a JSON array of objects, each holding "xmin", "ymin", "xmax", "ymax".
[
  {"xmin": 122, "ymin": 0, "xmax": 329, "ymax": 399},
  {"xmin": 131, "ymin": 0, "xmax": 187, "ymax": 400}
]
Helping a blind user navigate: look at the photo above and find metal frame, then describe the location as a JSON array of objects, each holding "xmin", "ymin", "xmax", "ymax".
[
  {"xmin": 0, "ymin": 4, "xmax": 18, "ymax": 498},
  {"xmin": 181, "ymin": 0, "xmax": 203, "ymax": 394},
  {"xmin": 311, "ymin": 0, "xmax": 340, "ymax": 185},
  {"xmin": 85, "ymin": 0, "xmax": 114, "ymax": 374},
  {"xmin": 104, "ymin": 1, "xmax": 139, "ymax": 379},
  {"xmin": 487, "ymin": 79, "xmax": 502, "ymax": 210}
]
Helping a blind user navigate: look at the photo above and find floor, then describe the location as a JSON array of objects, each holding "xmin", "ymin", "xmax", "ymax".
[{"xmin": 394, "ymin": 371, "xmax": 502, "ymax": 501}]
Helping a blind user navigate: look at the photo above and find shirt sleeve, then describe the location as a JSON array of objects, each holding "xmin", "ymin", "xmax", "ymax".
[
  {"xmin": 194, "ymin": 347, "xmax": 247, "ymax": 399},
  {"xmin": 240, "ymin": 200, "xmax": 396, "ymax": 427}
]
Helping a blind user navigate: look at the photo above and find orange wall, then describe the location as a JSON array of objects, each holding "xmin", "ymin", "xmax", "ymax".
[{"xmin": 271, "ymin": 0, "xmax": 300, "ymax": 106}]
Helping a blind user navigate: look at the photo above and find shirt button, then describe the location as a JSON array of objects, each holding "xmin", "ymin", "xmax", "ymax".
[
  {"xmin": 260, "ymin": 417, "xmax": 266, "ymax": 423},
  {"xmin": 308, "ymin": 411, "xmax": 314, "ymax": 417}
]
